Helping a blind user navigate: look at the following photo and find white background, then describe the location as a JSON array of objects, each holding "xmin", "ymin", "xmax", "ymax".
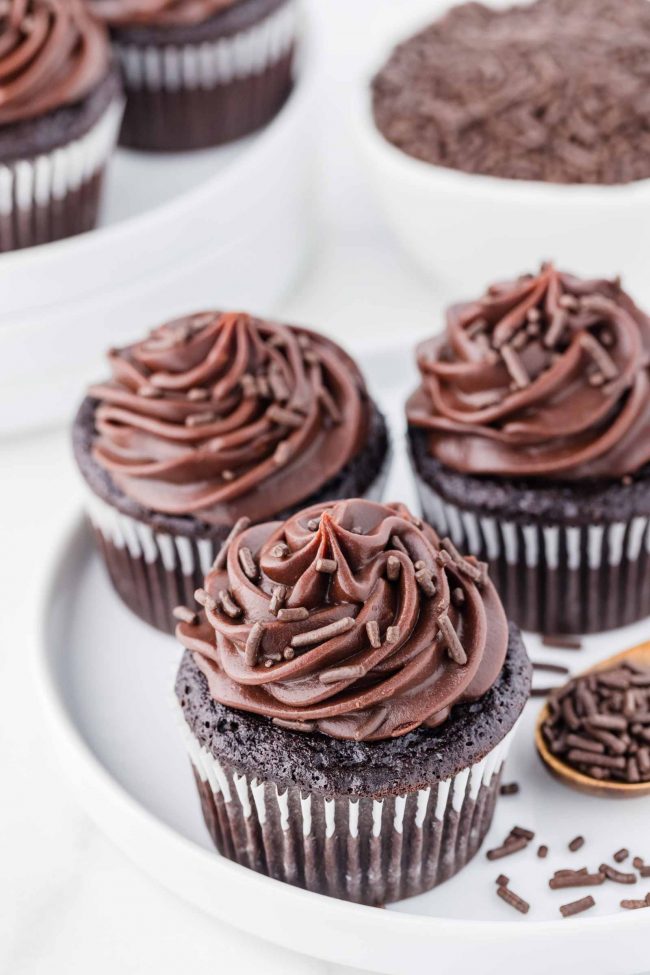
[{"xmin": 1, "ymin": 1, "xmax": 441, "ymax": 972}]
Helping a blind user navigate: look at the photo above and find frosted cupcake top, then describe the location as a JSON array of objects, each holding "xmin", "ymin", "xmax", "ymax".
[
  {"xmin": 407, "ymin": 265, "xmax": 650, "ymax": 481},
  {"xmin": 176, "ymin": 498, "xmax": 509, "ymax": 742},
  {"xmin": 0, "ymin": 0, "xmax": 110, "ymax": 125},
  {"xmin": 88, "ymin": 311, "xmax": 372, "ymax": 525}
]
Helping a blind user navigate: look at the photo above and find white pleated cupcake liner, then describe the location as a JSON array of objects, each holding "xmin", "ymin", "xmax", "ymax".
[
  {"xmin": 0, "ymin": 97, "xmax": 124, "ymax": 252},
  {"xmin": 83, "ymin": 456, "xmax": 391, "ymax": 632},
  {"xmin": 174, "ymin": 696, "xmax": 519, "ymax": 905},
  {"xmin": 115, "ymin": 0, "xmax": 298, "ymax": 93},
  {"xmin": 415, "ymin": 475, "xmax": 650, "ymax": 634}
]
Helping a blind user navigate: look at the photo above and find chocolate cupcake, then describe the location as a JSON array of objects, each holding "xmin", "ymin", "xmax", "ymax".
[
  {"xmin": 88, "ymin": 0, "xmax": 297, "ymax": 151},
  {"xmin": 0, "ymin": 0, "xmax": 123, "ymax": 252},
  {"xmin": 174, "ymin": 498, "xmax": 531, "ymax": 905},
  {"xmin": 73, "ymin": 311, "xmax": 390, "ymax": 633},
  {"xmin": 407, "ymin": 265, "xmax": 650, "ymax": 635}
]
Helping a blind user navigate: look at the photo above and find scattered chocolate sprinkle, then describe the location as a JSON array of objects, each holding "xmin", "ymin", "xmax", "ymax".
[
  {"xmin": 600, "ymin": 864, "xmax": 637, "ymax": 885},
  {"xmin": 386, "ymin": 555, "xmax": 401, "ymax": 581},
  {"xmin": 319, "ymin": 663, "xmax": 366, "ymax": 685},
  {"xmin": 218, "ymin": 590, "xmax": 242, "ymax": 619},
  {"xmin": 213, "ymin": 517, "xmax": 251, "ymax": 571},
  {"xmin": 511, "ymin": 826, "xmax": 535, "ymax": 842},
  {"xmin": 193, "ymin": 588, "xmax": 216, "ymax": 612},
  {"xmin": 268, "ymin": 370, "xmax": 290, "ymax": 403},
  {"xmin": 316, "ymin": 557, "xmax": 338, "ymax": 574},
  {"xmin": 264, "ymin": 659, "xmax": 274, "ymax": 668},
  {"xmin": 496, "ymin": 874, "xmax": 509, "ymax": 887},
  {"xmin": 277, "ymin": 607, "xmax": 309, "ymax": 622},
  {"xmin": 496, "ymin": 886, "xmax": 530, "ymax": 915},
  {"xmin": 306, "ymin": 518, "xmax": 320, "ymax": 532},
  {"xmin": 283, "ymin": 647, "xmax": 295, "ymax": 661},
  {"xmin": 638, "ymin": 866, "xmax": 650, "ymax": 878},
  {"xmin": 245, "ymin": 622, "xmax": 264, "ymax": 667},
  {"xmin": 538, "ymin": 846, "xmax": 549, "ymax": 859},
  {"xmin": 549, "ymin": 872, "xmax": 604, "ymax": 890},
  {"xmin": 272, "ymin": 718, "xmax": 316, "ymax": 733},
  {"xmin": 269, "ymin": 584, "xmax": 287, "ymax": 615},
  {"xmin": 187, "ymin": 387, "xmax": 209, "ymax": 401},
  {"xmin": 291, "ymin": 616, "xmax": 355, "ymax": 648},
  {"xmin": 173, "ymin": 605, "xmax": 198, "ymax": 625},
  {"xmin": 238, "ymin": 546, "xmax": 258, "ymax": 580},
  {"xmin": 440, "ymin": 537, "xmax": 487, "ymax": 585},
  {"xmin": 386, "ymin": 625, "xmax": 400, "ymax": 644},
  {"xmin": 138, "ymin": 383, "xmax": 162, "ymax": 399},
  {"xmin": 222, "ymin": 470, "xmax": 235, "ymax": 482},
  {"xmin": 621, "ymin": 898, "xmax": 650, "ymax": 911},
  {"xmin": 543, "ymin": 308, "xmax": 567, "ymax": 349},
  {"xmin": 560, "ymin": 896, "xmax": 595, "ymax": 918},
  {"xmin": 366, "ymin": 620, "xmax": 381, "ymax": 649},
  {"xmin": 569, "ymin": 836, "xmax": 585, "ymax": 852},
  {"xmin": 270, "ymin": 542, "xmax": 290, "ymax": 559},
  {"xmin": 487, "ymin": 836, "xmax": 529, "ymax": 861},
  {"xmin": 534, "ymin": 662, "xmax": 571, "ymax": 676},
  {"xmin": 438, "ymin": 613, "xmax": 467, "ymax": 665},
  {"xmin": 273, "ymin": 441, "xmax": 294, "ymax": 465},
  {"xmin": 266, "ymin": 404, "xmax": 304, "ymax": 428},
  {"xmin": 415, "ymin": 567, "xmax": 437, "ymax": 596},
  {"xmin": 633, "ymin": 857, "xmax": 646, "ymax": 870},
  {"xmin": 500, "ymin": 782, "xmax": 520, "ymax": 796},
  {"xmin": 185, "ymin": 410, "xmax": 216, "ymax": 427},
  {"xmin": 541, "ymin": 634, "xmax": 583, "ymax": 650}
]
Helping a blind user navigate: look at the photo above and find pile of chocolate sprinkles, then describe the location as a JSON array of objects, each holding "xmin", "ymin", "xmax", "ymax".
[
  {"xmin": 372, "ymin": 0, "xmax": 650, "ymax": 185},
  {"xmin": 490, "ymin": 821, "xmax": 650, "ymax": 917},
  {"xmin": 542, "ymin": 662, "xmax": 650, "ymax": 784}
]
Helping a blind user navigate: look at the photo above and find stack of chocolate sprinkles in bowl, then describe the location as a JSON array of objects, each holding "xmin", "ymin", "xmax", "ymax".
[{"xmin": 541, "ymin": 662, "xmax": 650, "ymax": 784}]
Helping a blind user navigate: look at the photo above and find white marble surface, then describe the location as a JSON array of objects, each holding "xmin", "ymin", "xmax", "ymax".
[{"xmin": 0, "ymin": 1, "xmax": 443, "ymax": 971}]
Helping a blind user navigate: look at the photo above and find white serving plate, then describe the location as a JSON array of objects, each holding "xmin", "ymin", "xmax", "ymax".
[
  {"xmin": 354, "ymin": 0, "xmax": 650, "ymax": 306},
  {"xmin": 0, "ymin": 25, "xmax": 314, "ymax": 436},
  {"xmin": 34, "ymin": 347, "xmax": 650, "ymax": 974}
]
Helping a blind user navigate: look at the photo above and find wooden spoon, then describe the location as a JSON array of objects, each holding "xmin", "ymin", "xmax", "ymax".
[{"xmin": 535, "ymin": 640, "xmax": 650, "ymax": 799}]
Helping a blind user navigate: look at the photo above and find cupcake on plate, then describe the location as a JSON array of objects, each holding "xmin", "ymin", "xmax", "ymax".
[
  {"xmin": 73, "ymin": 311, "xmax": 390, "ymax": 633},
  {"xmin": 407, "ymin": 264, "xmax": 650, "ymax": 635},
  {"xmin": 88, "ymin": 0, "xmax": 298, "ymax": 151},
  {"xmin": 174, "ymin": 498, "xmax": 531, "ymax": 905},
  {"xmin": 0, "ymin": 0, "xmax": 123, "ymax": 252}
]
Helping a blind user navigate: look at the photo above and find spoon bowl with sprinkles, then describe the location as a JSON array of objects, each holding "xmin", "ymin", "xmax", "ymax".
[{"xmin": 535, "ymin": 640, "xmax": 650, "ymax": 799}]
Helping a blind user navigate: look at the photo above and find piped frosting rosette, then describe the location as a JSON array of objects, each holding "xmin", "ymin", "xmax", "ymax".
[
  {"xmin": 89, "ymin": 312, "xmax": 372, "ymax": 526},
  {"xmin": 407, "ymin": 264, "xmax": 650, "ymax": 481},
  {"xmin": 176, "ymin": 498, "xmax": 509, "ymax": 742}
]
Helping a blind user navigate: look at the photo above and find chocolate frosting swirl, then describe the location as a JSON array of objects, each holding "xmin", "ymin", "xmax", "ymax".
[
  {"xmin": 176, "ymin": 499, "xmax": 509, "ymax": 742},
  {"xmin": 88, "ymin": 0, "xmax": 237, "ymax": 27},
  {"xmin": 0, "ymin": 0, "xmax": 110, "ymax": 125},
  {"xmin": 89, "ymin": 312, "xmax": 371, "ymax": 526},
  {"xmin": 407, "ymin": 266, "xmax": 650, "ymax": 480}
]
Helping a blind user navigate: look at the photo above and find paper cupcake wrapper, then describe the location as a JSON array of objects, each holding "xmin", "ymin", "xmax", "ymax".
[
  {"xmin": 114, "ymin": 0, "xmax": 298, "ymax": 150},
  {"xmin": 0, "ymin": 97, "xmax": 123, "ymax": 252},
  {"xmin": 175, "ymin": 699, "xmax": 518, "ymax": 905},
  {"xmin": 415, "ymin": 476, "xmax": 650, "ymax": 635},
  {"xmin": 84, "ymin": 457, "xmax": 390, "ymax": 633}
]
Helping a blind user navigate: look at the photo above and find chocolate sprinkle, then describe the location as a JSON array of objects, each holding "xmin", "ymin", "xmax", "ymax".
[
  {"xmin": 291, "ymin": 616, "xmax": 355, "ymax": 648},
  {"xmin": 569, "ymin": 836, "xmax": 585, "ymax": 852},
  {"xmin": 245, "ymin": 622, "xmax": 264, "ymax": 667},
  {"xmin": 560, "ymin": 896, "xmax": 595, "ymax": 918},
  {"xmin": 173, "ymin": 605, "xmax": 198, "ymax": 625},
  {"xmin": 496, "ymin": 886, "xmax": 530, "ymax": 915},
  {"xmin": 277, "ymin": 607, "xmax": 309, "ymax": 622},
  {"xmin": 366, "ymin": 620, "xmax": 381, "ymax": 649}
]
